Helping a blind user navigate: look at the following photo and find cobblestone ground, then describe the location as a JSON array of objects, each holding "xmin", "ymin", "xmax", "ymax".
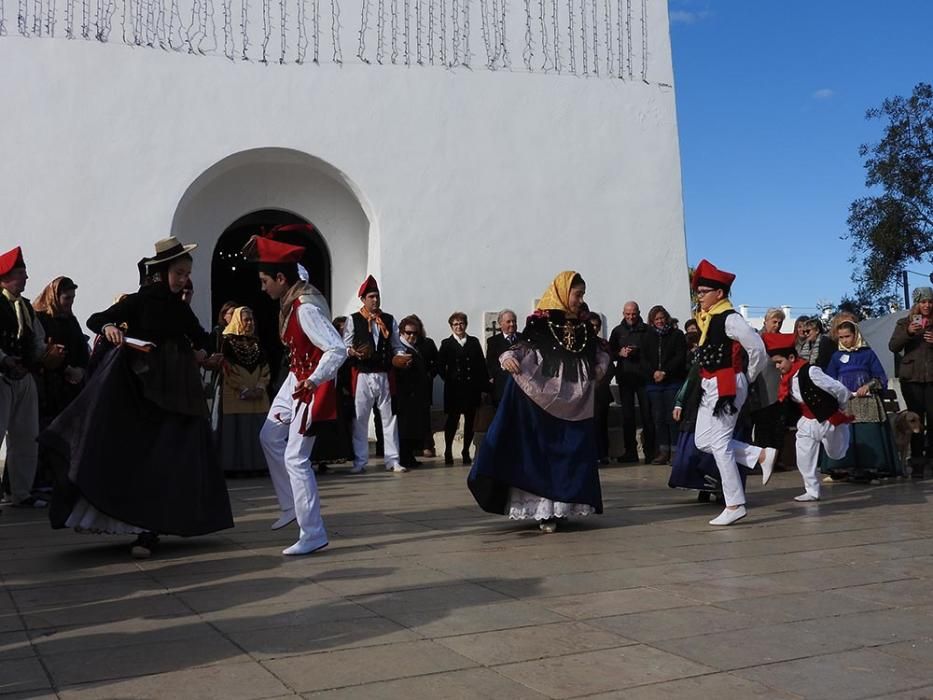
[{"xmin": 2, "ymin": 461, "xmax": 933, "ymax": 699}]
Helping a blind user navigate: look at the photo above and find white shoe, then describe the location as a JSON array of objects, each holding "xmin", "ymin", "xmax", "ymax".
[
  {"xmin": 386, "ymin": 464, "xmax": 408, "ymax": 473},
  {"xmin": 760, "ymin": 447, "xmax": 777, "ymax": 486},
  {"xmin": 539, "ymin": 519, "xmax": 557, "ymax": 533},
  {"xmin": 270, "ymin": 510, "xmax": 296, "ymax": 531},
  {"xmin": 709, "ymin": 506, "xmax": 747, "ymax": 526},
  {"xmin": 350, "ymin": 465, "xmax": 366, "ymax": 474},
  {"xmin": 282, "ymin": 539, "xmax": 329, "ymax": 556},
  {"xmin": 794, "ymin": 493, "xmax": 820, "ymax": 502}
]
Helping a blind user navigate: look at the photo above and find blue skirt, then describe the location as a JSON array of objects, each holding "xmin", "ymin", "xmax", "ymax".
[
  {"xmin": 668, "ymin": 430, "xmax": 748, "ymax": 494},
  {"xmin": 467, "ymin": 379, "xmax": 602, "ymax": 515}
]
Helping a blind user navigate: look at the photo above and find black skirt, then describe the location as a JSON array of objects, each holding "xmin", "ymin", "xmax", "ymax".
[{"xmin": 41, "ymin": 345, "xmax": 234, "ymax": 537}]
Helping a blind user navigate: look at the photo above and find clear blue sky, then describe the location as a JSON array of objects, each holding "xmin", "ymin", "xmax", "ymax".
[{"xmin": 670, "ymin": 0, "xmax": 933, "ymax": 313}]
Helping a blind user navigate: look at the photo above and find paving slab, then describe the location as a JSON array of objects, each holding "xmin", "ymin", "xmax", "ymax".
[{"xmin": 0, "ymin": 463, "xmax": 929, "ymax": 699}]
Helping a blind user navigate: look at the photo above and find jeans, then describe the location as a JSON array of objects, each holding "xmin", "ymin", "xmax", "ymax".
[{"xmin": 647, "ymin": 384, "xmax": 680, "ymax": 452}]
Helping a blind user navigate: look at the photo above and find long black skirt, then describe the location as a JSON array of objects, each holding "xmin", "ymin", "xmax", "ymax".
[{"xmin": 40, "ymin": 346, "xmax": 234, "ymax": 537}]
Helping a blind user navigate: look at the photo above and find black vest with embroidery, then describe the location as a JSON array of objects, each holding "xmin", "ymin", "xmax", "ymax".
[
  {"xmin": 695, "ymin": 310, "xmax": 738, "ymax": 372},
  {"xmin": 798, "ymin": 365, "xmax": 839, "ymax": 422},
  {"xmin": 0, "ymin": 295, "xmax": 37, "ymax": 369},
  {"xmin": 350, "ymin": 311, "xmax": 394, "ymax": 373}
]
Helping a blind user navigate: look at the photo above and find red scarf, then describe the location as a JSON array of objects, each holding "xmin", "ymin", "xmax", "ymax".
[
  {"xmin": 359, "ymin": 306, "xmax": 390, "ymax": 339},
  {"xmin": 778, "ymin": 358, "xmax": 808, "ymax": 402}
]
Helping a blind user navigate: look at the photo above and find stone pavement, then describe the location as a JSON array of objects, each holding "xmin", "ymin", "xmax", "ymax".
[{"xmin": 2, "ymin": 462, "xmax": 933, "ymax": 700}]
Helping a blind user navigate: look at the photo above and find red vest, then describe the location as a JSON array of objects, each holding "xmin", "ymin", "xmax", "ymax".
[{"xmin": 282, "ymin": 299, "xmax": 338, "ymax": 430}]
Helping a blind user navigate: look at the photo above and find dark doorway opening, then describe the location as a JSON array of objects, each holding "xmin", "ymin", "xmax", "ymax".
[{"xmin": 212, "ymin": 210, "xmax": 332, "ymax": 385}]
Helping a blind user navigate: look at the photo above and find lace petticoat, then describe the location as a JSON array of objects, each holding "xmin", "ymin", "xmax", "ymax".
[
  {"xmin": 65, "ymin": 497, "xmax": 147, "ymax": 535},
  {"xmin": 507, "ymin": 487, "xmax": 595, "ymax": 520}
]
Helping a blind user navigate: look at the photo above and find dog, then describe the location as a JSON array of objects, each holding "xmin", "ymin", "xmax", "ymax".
[{"xmin": 892, "ymin": 410, "xmax": 922, "ymax": 477}]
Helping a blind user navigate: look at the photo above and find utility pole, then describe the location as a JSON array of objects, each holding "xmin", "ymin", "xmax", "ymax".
[{"xmin": 903, "ymin": 270, "xmax": 911, "ymax": 309}]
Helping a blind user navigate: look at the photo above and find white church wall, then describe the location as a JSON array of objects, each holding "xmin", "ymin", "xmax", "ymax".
[{"xmin": 0, "ymin": 0, "xmax": 688, "ymax": 341}]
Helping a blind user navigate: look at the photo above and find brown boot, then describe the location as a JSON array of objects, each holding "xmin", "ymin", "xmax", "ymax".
[{"xmin": 650, "ymin": 449, "xmax": 670, "ymax": 465}]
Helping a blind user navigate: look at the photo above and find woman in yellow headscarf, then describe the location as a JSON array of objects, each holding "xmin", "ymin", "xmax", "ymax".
[
  {"xmin": 467, "ymin": 271, "xmax": 610, "ymax": 533},
  {"xmin": 219, "ymin": 306, "xmax": 272, "ymax": 475}
]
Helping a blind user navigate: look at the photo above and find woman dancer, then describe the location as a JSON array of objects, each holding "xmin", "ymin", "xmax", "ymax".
[
  {"xmin": 40, "ymin": 237, "xmax": 233, "ymax": 558},
  {"xmin": 467, "ymin": 271, "xmax": 610, "ymax": 533}
]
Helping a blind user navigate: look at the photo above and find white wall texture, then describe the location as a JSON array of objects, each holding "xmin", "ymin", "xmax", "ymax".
[{"xmin": 0, "ymin": 0, "xmax": 688, "ymax": 342}]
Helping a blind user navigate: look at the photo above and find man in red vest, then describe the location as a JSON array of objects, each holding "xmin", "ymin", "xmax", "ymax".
[
  {"xmin": 692, "ymin": 259, "xmax": 777, "ymax": 526},
  {"xmin": 244, "ymin": 235, "xmax": 347, "ymax": 555}
]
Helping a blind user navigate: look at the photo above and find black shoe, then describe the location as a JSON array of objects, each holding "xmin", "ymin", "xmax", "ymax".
[
  {"xmin": 461, "ymin": 453, "xmax": 472, "ymax": 466},
  {"xmin": 444, "ymin": 453, "xmax": 454, "ymax": 466},
  {"xmin": 617, "ymin": 452, "xmax": 639, "ymax": 464},
  {"xmin": 130, "ymin": 533, "xmax": 160, "ymax": 559},
  {"xmin": 599, "ymin": 457, "xmax": 610, "ymax": 465}
]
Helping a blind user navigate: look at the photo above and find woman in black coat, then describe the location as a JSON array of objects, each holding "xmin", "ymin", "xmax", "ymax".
[
  {"xmin": 394, "ymin": 316, "xmax": 432, "ymax": 468},
  {"xmin": 641, "ymin": 305, "xmax": 688, "ymax": 465},
  {"xmin": 436, "ymin": 311, "xmax": 489, "ymax": 465}
]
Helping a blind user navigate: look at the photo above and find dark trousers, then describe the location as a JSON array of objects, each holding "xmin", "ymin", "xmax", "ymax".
[
  {"xmin": 647, "ymin": 385, "xmax": 680, "ymax": 452},
  {"xmin": 595, "ymin": 399, "xmax": 610, "ymax": 460},
  {"xmin": 902, "ymin": 381, "xmax": 933, "ymax": 459},
  {"xmin": 399, "ymin": 437, "xmax": 420, "ymax": 467},
  {"xmin": 444, "ymin": 407, "xmax": 477, "ymax": 456},
  {"xmin": 618, "ymin": 381, "xmax": 654, "ymax": 458}
]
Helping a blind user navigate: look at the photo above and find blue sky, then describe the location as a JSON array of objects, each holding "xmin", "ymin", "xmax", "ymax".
[{"xmin": 669, "ymin": 0, "xmax": 933, "ymax": 314}]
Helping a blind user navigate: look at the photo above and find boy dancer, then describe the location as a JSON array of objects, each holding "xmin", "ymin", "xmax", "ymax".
[
  {"xmin": 764, "ymin": 333, "xmax": 853, "ymax": 502},
  {"xmin": 245, "ymin": 234, "xmax": 347, "ymax": 555},
  {"xmin": 692, "ymin": 259, "xmax": 777, "ymax": 525}
]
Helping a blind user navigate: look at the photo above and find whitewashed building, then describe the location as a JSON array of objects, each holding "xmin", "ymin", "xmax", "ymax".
[{"xmin": 1, "ymin": 0, "xmax": 688, "ymax": 343}]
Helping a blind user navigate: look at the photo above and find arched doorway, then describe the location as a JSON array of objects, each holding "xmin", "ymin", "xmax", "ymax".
[{"xmin": 212, "ymin": 209, "xmax": 332, "ymax": 380}]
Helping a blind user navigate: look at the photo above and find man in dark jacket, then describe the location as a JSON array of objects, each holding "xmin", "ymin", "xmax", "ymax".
[
  {"xmin": 608, "ymin": 301, "xmax": 654, "ymax": 463},
  {"xmin": 486, "ymin": 309, "xmax": 522, "ymax": 406}
]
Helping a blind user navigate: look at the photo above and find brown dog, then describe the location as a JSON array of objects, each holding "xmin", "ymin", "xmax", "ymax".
[{"xmin": 893, "ymin": 411, "xmax": 922, "ymax": 476}]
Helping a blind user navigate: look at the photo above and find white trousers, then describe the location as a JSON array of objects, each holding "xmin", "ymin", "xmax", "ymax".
[
  {"xmin": 259, "ymin": 373, "xmax": 327, "ymax": 546},
  {"xmin": 352, "ymin": 372, "xmax": 399, "ymax": 468},
  {"xmin": 0, "ymin": 375, "xmax": 39, "ymax": 503},
  {"xmin": 694, "ymin": 373, "xmax": 761, "ymax": 507},
  {"xmin": 796, "ymin": 416, "xmax": 850, "ymax": 498}
]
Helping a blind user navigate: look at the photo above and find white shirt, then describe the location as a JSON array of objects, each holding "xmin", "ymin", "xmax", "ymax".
[
  {"xmin": 295, "ymin": 303, "xmax": 347, "ymax": 386},
  {"xmin": 790, "ymin": 364, "xmax": 851, "ymax": 409},
  {"xmin": 724, "ymin": 313, "xmax": 767, "ymax": 382}
]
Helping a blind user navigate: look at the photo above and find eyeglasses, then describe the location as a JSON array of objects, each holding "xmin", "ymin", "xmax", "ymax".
[
  {"xmin": 400, "ymin": 329, "xmax": 418, "ymax": 336},
  {"xmin": 695, "ymin": 288, "xmax": 716, "ymax": 296}
]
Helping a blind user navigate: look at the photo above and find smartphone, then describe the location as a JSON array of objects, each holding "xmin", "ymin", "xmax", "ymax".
[{"xmin": 914, "ymin": 315, "xmax": 927, "ymax": 328}]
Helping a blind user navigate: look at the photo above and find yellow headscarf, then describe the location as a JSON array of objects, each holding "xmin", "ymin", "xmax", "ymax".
[
  {"xmin": 537, "ymin": 271, "xmax": 581, "ymax": 317},
  {"xmin": 695, "ymin": 298, "xmax": 734, "ymax": 346},
  {"xmin": 223, "ymin": 306, "xmax": 254, "ymax": 336}
]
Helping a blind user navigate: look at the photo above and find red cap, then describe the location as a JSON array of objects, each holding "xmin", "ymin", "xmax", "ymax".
[
  {"xmin": 0, "ymin": 247, "xmax": 25, "ymax": 277},
  {"xmin": 358, "ymin": 275, "xmax": 379, "ymax": 298},
  {"xmin": 241, "ymin": 235, "xmax": 305, "ymax": 263},
  {"xmin": 692, "ymin": 259, "xmax": 736, "ymax": 291},
  {"xmin": 762, "ymin": 333, "xmax": 797, "ymax": 357}
]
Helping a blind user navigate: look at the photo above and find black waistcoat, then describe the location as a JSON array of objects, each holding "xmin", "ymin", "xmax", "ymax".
[
  {"xmin": 351, "ymin": 311, "xmax": 394, "ymax": 373},
  {"xmin": 695, "ymin": 309, "xmax": 737, "ymax": 373},
  {"xmin": 0, "ymin": 295, "xmax": 37, "ymax": 368},
  {"xmin": 798, "ymin": 364, "xmax": 840, "ymax": 422}
]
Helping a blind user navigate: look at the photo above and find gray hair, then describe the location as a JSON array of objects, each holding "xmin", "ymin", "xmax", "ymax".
[{"xmin": 497, "ymin": 308, "xmax": 517, "ymax": 323}]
